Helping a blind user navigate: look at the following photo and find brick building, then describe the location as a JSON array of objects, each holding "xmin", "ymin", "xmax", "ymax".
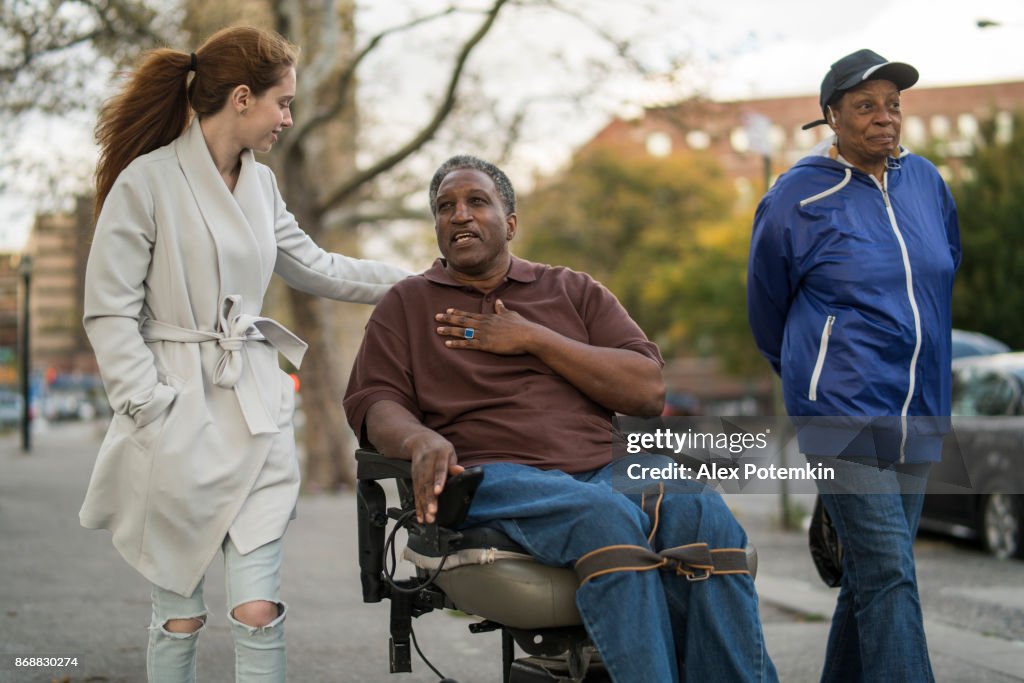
[
  {"xmin": 0, "ymin": 254, "xmax": 20, "ymax": 387},
  {"xmin": 9, "ymin": 197, "xmax": 97, "ymax": 380},
  {"xmin": 589, "ymin": 80, "xmax": 1024, "ymax": 205}
]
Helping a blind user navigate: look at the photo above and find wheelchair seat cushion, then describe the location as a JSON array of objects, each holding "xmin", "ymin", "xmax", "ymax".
[
  {"xmin": 403, "ymin": 524, "xmax": 583, "ymax": 629},
  {"xmin": 434, "ymin": 560, "xmax": 583, "ymax": 629}
]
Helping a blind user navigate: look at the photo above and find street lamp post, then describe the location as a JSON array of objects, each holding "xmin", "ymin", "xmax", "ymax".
[
  {"xmin": 17, "ymin": 254, "xmax": 32, "ymax": 453},
  {"xmin": 742, "ymin": 111, "xmax": 796, "ymax": 528}
]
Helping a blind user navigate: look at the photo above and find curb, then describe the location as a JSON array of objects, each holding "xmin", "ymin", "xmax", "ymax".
[{"xmin": 756, "ymin": 574, "xmax": 1024, "ymax": 680}]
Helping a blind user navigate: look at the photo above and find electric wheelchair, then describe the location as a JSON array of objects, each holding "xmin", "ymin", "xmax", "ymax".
[{"xmin": 356, "ymin": 448, "xmax": 758, "ymax": 683}]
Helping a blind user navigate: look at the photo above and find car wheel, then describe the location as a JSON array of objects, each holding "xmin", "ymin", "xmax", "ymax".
[{"xmin": 980, "ymin": 493, "xmax": 1023, "ymax": 559}]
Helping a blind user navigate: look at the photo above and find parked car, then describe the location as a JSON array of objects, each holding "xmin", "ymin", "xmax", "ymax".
[
  {"xmin": 41, "ymin": 389, "xmax": 95, "ymax": 421},
  {"xmin": 921, "ymin": 352, "xmax": 1024, "ymax": 559},
  {"xmin": 0, "ymin": 389, "xmax": 23, "ymax": 428},
  {"xmin": 951, "ymin": 328, "xmax": 1010, "ymax": 360}
]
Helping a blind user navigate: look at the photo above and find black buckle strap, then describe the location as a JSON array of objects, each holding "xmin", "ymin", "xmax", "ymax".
[{"xmin": 573, "ymin": 543, "xmax": 750, "ymax": 586}]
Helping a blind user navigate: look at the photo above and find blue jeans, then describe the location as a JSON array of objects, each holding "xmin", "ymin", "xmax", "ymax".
[
  {"xmin": 463, "ymin": 457, "xmax": 778, "ymax": 683},
  {"xmin": 807, "ymin": 456, "xmax": 934, "ymax": 683}
]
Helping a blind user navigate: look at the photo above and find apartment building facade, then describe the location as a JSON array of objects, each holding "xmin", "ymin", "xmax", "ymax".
[{"xmin": 589, "ymin": 80, "xmax": 1024, "ymax": 204}]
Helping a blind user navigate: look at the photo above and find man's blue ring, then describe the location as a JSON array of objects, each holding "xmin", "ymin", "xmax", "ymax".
[{"xmin": 464, "ymin": 327, "xmax": 475, "ymax": 339}]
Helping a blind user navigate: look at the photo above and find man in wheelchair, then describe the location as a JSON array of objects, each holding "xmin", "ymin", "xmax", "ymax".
[{"xmin": 343, "ymin": 155, "xmax": 778, "ymax": 682}]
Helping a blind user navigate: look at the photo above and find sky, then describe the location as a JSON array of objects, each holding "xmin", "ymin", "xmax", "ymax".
[
  {"xmin": 2, "ymin": 0, "xmax": 1024, "ymax": 251},
  {"xmin": 672, "ymin": 0, "xmax": 1024, "ymax": 100}
]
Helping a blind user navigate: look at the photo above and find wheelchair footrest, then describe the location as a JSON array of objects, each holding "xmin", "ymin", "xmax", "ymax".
[
  {"xmin": 388, "ymin": 637, "xmax": 411, "ymax": 674},
  {"xmin": 510, "ymin": 656, "xmax": 610, "ymax": 683}
]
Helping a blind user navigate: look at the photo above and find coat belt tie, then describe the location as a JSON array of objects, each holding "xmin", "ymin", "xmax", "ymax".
[{"xmin": 140, "ymin": 295, "xmax": 308, "ymax": 435}]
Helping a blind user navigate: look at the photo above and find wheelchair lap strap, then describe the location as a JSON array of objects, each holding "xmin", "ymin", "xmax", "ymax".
[
  {"xmin": 640, "ymin": 482, "xmax": 665, "ymax": 545},
  {"xmin": 574, "ymin": 543, "xmax": 750, "ymax": 586}
]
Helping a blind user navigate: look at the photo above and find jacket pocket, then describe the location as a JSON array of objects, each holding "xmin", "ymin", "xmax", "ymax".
[
  {"xmin": 128, "ymin": 373, "xmax": 182, "ymax": 451},
  {"xmin": 808, "ymin": 315, "xmax": 836, "ymax": 402}
]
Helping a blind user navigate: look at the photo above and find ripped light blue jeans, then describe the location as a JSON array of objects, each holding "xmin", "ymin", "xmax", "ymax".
[{"xmin": 147, "ymin": 536, "xmax": 286, "ymax": 683}]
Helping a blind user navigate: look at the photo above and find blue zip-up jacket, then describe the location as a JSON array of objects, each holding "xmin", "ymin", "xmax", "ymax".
[{"xmin": 748, "ymin": 147, "xmax": 960, "ymax": 463}]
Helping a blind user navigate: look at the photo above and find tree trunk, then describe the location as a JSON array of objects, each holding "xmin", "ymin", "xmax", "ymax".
[
  {"xmin": 286, "ymin": 288, "xmax": 359, "ymax": 490},
  {"xmin": 279, "ymin": 134, "xmax": 364, "ymax": 490},
  {"xmin": 277, "ymin": 0, "xmax": 361, "ymax": 490}
]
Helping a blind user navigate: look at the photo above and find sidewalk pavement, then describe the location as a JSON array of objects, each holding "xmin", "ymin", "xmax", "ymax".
[{"xmin": 1, "ymin": 421, "xmax": 1022, "ymax": 682}]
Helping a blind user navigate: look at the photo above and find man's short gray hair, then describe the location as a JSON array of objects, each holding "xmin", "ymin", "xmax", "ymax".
[{"xmin": 428, "ymin": 155, "xmax": 516, "ymax": 217}]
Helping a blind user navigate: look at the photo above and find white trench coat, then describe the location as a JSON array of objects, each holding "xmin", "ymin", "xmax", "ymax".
[{"xmin": 80, "ymin": 118, "xmax": 408, "ymax": 596}]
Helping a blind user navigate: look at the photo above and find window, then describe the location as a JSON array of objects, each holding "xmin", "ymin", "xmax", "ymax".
[
  {"xmin": 995, "ymin": 111, "xmax": 1013, "ymax": 145},
  {"xmin": 685, "ymin": 130, "xmax": 711, "ymax": 150},
  {"xmin": 930, "ymin": 115, "xmax": 952, "ymax": 139},
  {"xmin": 958, "ymin": 113, "xmax": 979, "ymax": 140},
  {"xmin": 645, "ymin": 132, "xmax": 673, "ymax": 157},
  {"xmin": 903, "ymin": 116, "xmax": 927, "ymax": 147},
  {"xmin": 729, "ymin": 128, "xmax": 750, "ymax": 154},
  {"xmin": 793, "ymin": 126, "xmax": 817, "ymax": 149},
  {"xmin": 952, "ymin": 369, "xmax": 1020, "ymax": 416}
]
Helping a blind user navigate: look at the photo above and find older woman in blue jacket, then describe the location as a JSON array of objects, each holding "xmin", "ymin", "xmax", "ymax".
[{"xmin": 748, "ymin": 49, "xmax": 960, "ymax": 683}]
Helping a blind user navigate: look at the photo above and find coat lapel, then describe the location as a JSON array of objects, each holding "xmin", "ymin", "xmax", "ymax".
[
  {"xmin": 175, "ymin": 119, "xmax": 266, "ymax": 314},
  {"xmin": 233, "ymin": 150, "xmax": 278, "ymax": 292}
]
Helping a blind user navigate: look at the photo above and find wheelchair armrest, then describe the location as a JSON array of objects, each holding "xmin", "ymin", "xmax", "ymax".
[
  {"xmin": 357, "ymin": 448, "xmax": 412, "ymax": 480},
  {"xmin": 354, "ymin": 447, "xmax": 484, "ymax": 604},
  {"xmin": 356, "ymin": 447, "xmax": 483, "ymax": 529}
]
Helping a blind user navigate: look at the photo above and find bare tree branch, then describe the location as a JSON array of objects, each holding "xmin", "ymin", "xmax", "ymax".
[
  {"xmin": 1, "ymin": 0, "xmax": 167, "ymax": 108},
  {"xmin": 290, "ymin": 0, "xmax": 339, "ymax": 105},
  {"xmin": 530, "ymin": 0, "xmax": 651, "ymax": 75},
  {"xmin": 334, "ymin": 204, "xmax": 432, "ymax": 230},
  {"xmin": 1, "ymin": 32, "xmax": 103, "ymax": 81},
  {"xmin": 91, "ymin": 0, "xmax": 166, "ymax": 46},
  {"xmin": 285, "ymin": 5, "xmax": 466, "ymax": 152},
  {"xmin": 319, "ymin": 0, "xmax": 509, "ymax": 212}
]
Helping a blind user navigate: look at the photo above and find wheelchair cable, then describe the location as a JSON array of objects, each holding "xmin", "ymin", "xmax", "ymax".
[
  {"xmin": 382, "ymin": 510, "xmax": 458, "ymax": 681},
  {"xmin": 409, "ymin": 623, "xmax": 457, "ymax": 682},
  {"xmin": 381, "ymin": 509, "xmax": 451, "ymax": 595}
]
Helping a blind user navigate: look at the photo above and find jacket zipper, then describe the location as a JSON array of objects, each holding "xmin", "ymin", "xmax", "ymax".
[
  {"xmin": 808, "ymin": 315, "xmax": 836, "ymax": 401},
  {"xmin": 876, "ymin": 173, "xmax": 922, "ymax": 463}
]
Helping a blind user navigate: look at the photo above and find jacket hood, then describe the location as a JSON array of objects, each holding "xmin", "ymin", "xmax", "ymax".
[
  {"xmin": 787, "ymin": 137, "xmax": 914, "ymax": 206},
  {"xmin": 794, "ymin": 135, "xmax": 911, "ymax": 173}
]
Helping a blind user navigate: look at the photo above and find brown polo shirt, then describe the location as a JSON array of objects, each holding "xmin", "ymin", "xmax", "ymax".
[{"xmin": 343, "ymin": 256, "xmax": 663, "ymax": 473}]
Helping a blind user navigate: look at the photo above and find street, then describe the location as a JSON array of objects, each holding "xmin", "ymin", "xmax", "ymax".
[{"xmin": 1, "ymin": 421, "xmax": 1022, "ymax": 682}]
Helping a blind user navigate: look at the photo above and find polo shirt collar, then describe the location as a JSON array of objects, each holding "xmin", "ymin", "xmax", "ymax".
[{"xmin": 423, "ymin": 255, "xmax": 538, "ymax": 288}]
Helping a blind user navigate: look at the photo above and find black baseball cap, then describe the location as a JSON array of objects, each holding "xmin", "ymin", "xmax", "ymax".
[{"xmin": 802, "ymin": 49, "xmax": 919, "ymax": 130}]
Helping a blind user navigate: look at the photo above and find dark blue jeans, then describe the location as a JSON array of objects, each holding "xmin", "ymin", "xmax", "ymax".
[
  {"xmin": 463, "ymin": 457, "xmax": 778, "ymax": 683},
  {"xmin": 807, "ymin": 455, "xmax": 934, "ymax": 683}
]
